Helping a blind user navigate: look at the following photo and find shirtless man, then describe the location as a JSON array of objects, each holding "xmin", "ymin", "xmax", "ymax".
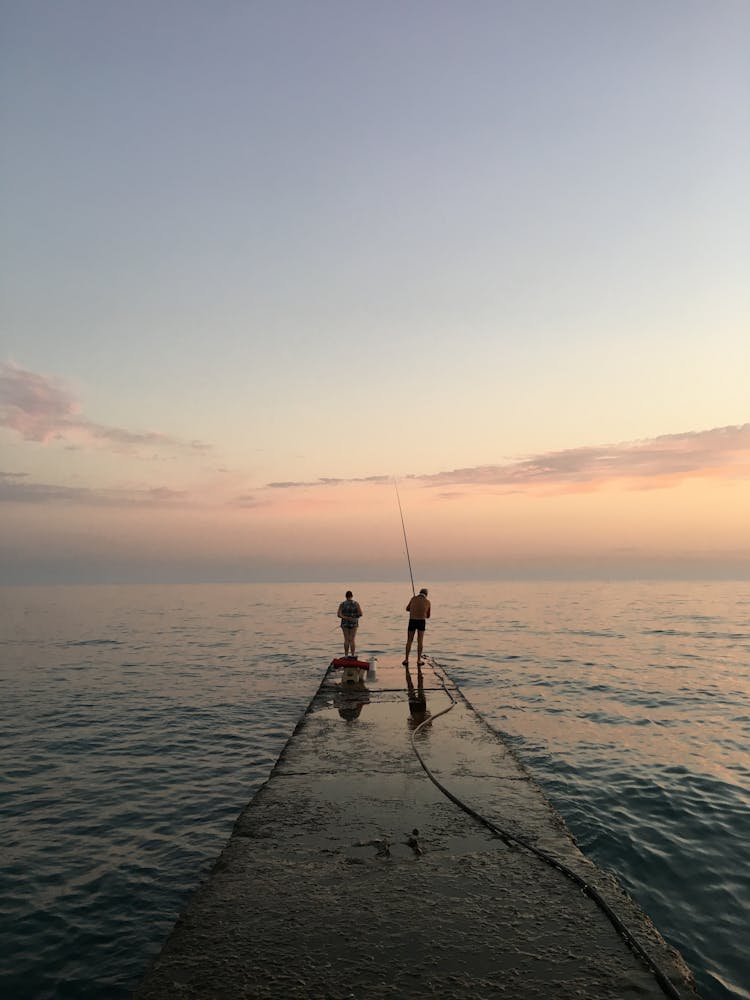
[
  {"xmin": 403, "ymin": 587, "xmax": 431, "ymax": 666},
  {"xmin": 337, "ymin": 590, "xmax": 363, "ymax": 658}
]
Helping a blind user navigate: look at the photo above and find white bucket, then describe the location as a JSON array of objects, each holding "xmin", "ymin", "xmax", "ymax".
[{"xmin": 368, "ymin": 656, "xmax": 378, "ymax": 681}]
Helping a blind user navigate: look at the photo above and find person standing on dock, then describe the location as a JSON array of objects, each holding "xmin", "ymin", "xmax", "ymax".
[
  {"xmin": 403, "ymin": 587, "xmax": 430, "ymax": 666},
  {"xmin": 337, "ymin": 590, "xmax": 363, "ymax": 658}
]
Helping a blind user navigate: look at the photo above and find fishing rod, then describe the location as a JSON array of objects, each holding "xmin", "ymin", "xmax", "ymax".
[{"xmin": 394, "ymin": 478, "xmax": 416, "ymax": 596}]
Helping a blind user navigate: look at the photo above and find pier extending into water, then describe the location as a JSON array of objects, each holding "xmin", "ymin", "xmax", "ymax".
[{"xmin": 135, "ymin": 655, "xmax": 698, "ymax": 999}]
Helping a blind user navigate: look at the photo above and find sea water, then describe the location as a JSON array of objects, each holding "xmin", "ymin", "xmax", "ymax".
[{"xmin": 1, "ymin": 581, "xmax": 748, "ymax": 999}]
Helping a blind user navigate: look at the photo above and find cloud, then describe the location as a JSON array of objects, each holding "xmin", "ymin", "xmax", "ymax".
[
  {"xmin": 0, "ymin": 471, "xmax": 189, "ymax": 507},
  {"xmin": 0, "ymin": 362, "xmax": 211, "ymax": 454},
  {"xmin": 260, "ymin": 425, "xmax": 750, "ymax": 496},
  {"xmin": 267, "ymin": 475, "xmax": 391, "ymax": 489},
  {"xmin": 416, "ymin": 425, "xmax": 750, "ymax": 493},
  {"xmin": 0, "ymin": 469, "xmax": 268, "ymax": 511},
  {"xmin": 233, "ymin": 494, "xmax": 261, "ymax": 508}
]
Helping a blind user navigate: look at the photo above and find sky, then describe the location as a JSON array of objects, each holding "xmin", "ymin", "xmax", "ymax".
[{"xmin": 1, "ymin": 0, "xmax": 749, "ymax": 584}]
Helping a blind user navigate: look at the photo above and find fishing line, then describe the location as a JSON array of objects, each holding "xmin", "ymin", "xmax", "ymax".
[
  {"xmin": 409, "ymin": 659, "xmax": 685, "ymax": 1000},
  {"xmin": 394, "ymin": 478, "xmax": 416, "ymax": 596}
]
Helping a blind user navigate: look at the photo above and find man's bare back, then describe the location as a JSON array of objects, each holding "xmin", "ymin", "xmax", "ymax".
[{"xmin": 406, "ymin": 592, "xmax": 430, "ymax": 619}]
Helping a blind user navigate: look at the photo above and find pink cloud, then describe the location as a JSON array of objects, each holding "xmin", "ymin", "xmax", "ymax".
[
  {"xmin": 0, "ymin": 362, "xmax": 211, "ymax": 454},
  {"xmin": 0, "ymin": 471, "xmax": 189, "ymax": 506},
  {"xmin": 267, "ymin": 475, "xmax": 391, "ymax": 489},
  {"xmin": 233, "ymin": 494, "xmax": 261, "ymax": 508},
  {"xmin": 0, "ymin": 363, "xmax": 78, "ymax": 441},
  {"xmin": 260, "ymin": 424, "xmax": 750, "ymax": 496},
  {"xmin": 417, "ymin": 425, "xmax": 750, "ymax": 493}
]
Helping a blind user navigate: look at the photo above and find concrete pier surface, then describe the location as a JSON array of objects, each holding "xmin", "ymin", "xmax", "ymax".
[{"xmin": 135, "ymin": 656, "xmax": 698, "ymax": 999}]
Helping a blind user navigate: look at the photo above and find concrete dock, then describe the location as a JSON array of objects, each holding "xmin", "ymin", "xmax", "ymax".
[{"xmin": 135, "ymin": 655, "xmax": 698, "ymax": 999}]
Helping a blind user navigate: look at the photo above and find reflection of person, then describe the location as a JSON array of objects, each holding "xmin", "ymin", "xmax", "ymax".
[
  {"xmin": 334, "ymin": 677, "xmax": 370, "ymax": 721},
  {"xmin": 405, "ymin": 663, "xmax": 430, "ymax": 728},
  {"xmin": 337, "ymin": 590, "xmax": 363, "ymax": 658},
  {"xmin": 403, "ymin": 587, "xmax": 430, "ymax": 666},
  {"xmin": 338, "ymin": 701, "xmax": 364, "ymax": 721}
]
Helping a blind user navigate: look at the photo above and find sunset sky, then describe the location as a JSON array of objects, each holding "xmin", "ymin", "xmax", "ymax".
[{"xmin": 2, "ymin": 1, "xmax": 749, "ymax": 584}]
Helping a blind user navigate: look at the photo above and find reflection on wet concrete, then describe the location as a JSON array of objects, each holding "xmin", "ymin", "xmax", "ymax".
[
  {"xmin": 405, "ymin": 662, "xmax": 431, "ymax": 730},
  {"xmin": 333, "ymin": 677, "xmax": 370, "ymax": 721}
]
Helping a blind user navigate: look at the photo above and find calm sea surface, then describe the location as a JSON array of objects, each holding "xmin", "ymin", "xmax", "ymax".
[{"xmin": 1, "ymin": 581, "xmax": 748, "ymax": 999}]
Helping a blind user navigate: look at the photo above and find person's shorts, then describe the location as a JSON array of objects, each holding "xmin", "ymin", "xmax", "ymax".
[
  {"xmin": 341, "ymin": 622, "xmax": 358, "ymax": 630},
  {"xmin": 408, "ymin": 618, "xmax": 426, "ymax": 632}
]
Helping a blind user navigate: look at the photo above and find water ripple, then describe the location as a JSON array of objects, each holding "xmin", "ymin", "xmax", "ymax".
[{"xmin": 1, "ymin": 580, "xmax": 748, "ymax": 1000}]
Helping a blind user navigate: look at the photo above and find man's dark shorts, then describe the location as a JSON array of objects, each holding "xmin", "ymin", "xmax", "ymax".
[{"xmin": 408, "ymin": 618, "xmax": 426, "ymax": 632}]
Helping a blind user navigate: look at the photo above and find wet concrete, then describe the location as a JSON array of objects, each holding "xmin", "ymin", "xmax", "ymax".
[{"xmin": 135, "ymin": 656, "xmax": 699, "ymax": 999}]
